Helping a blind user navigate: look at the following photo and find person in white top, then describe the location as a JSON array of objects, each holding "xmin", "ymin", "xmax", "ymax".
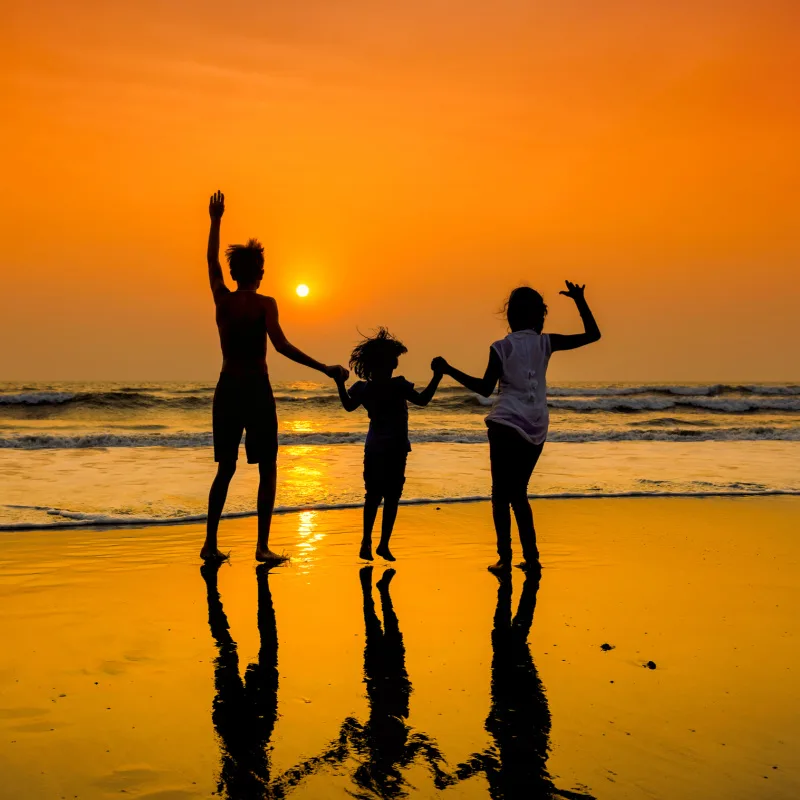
[{"xmin": 433, "ymin": 281, "xmax": 601, "ymax": 573}]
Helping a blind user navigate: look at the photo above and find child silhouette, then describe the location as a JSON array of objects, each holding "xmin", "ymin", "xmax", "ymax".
[
  {"xmin": 434, "ymin": 281, "xmax": 601, "ymax": 572},
  {"xmin": 335, "ymin": 329, "xmax": 443, "ymax": 561}
]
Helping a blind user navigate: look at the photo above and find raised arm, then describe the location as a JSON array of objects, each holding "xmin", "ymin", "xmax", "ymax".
[
  {"xmin": 432, "ymin": 351, "xmax": 501, "ymax": 398},
  {"xmin": 407, "ymin": 369, "xmax": 443, "ymax": 407},
  {"xmin": 264, "ymin": 297, "xmax": 348, "ymax": 381},
  {"xmin": 549, "ymin": 280, "xmax": 601, "ymax": 352},
  {"xmin": 334, "ymin": 374, "xmax": 362, "ymax": 412},
  {"xmin": 207, "ymin": 191, "xmax": 229, "ymax": 301}
]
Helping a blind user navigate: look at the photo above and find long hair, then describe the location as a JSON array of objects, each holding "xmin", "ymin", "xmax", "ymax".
[
  {"xmin": 349, "ymin": 328, "xmax": 408, "ymax": 380},
  {"xmin": 503, "ymin": 286, "xmax": 548, "ymax": 333}
]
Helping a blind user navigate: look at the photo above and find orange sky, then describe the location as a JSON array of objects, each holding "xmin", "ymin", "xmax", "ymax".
[{"xmin": 2, "ymin": 0, "xmax": 799, "ymax": 381}]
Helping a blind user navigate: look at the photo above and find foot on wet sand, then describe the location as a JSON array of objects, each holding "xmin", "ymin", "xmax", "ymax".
[
  {"xmin": 254, "ymin": 545, "xmax": 289, "ymax": 564},
  {"xmin": 359, "ymin": 542, "xmax": 374, "ymax": 561},
  {"xmin": 375, "ymin": 543, "xmax": 396, "ymax": 562},
  {"xmin": 200, "ymin": 545, "xmax": 229, "ymax": 562},
  {"xmin": 517, "ymin": 560, "xmax": 542, "ymax": 574},
  {"xmin": 487, "ymin": 559, "xmax": 511, "ymax": 574}
]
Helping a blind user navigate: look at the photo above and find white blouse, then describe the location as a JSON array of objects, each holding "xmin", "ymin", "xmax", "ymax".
[{"xmin": 485, "ymin": 330, "xmax": 552, "ymax": 445}]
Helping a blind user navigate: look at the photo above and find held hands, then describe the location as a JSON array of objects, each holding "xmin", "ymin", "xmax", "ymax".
[
  {"xmin": 209, "ymin": 190, "xmax": 225, "ymax": 221},
  {"xmin": 431, "ymin": 356, "xmax": 448, "ymax": 376},
  {"xmin": 559, "ymin": 280, "xmax": 586, "ymax": 302},
  {"xmin": 326, "ymin": 365, "xmax": 350, "ymax": 384}
]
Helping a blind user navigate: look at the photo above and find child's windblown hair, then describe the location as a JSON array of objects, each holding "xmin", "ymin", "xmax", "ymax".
[
  {"xmin": 349, "ymin": 328, "xmax": 408, "ymax": 380},
  {"xmin": 225, "ymin": 239, "xmax": 265, "ymax": 283},
  {"xmin": 504, "ymin": 286, "xmax": 548, "ymax": 333}
]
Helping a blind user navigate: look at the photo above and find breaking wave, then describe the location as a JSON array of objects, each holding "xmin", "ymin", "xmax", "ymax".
[
  {"xmin": 1, "ymin": 383, "xmax": 799, "ymax": 414},
  {"xmin": 1, "ymin": 425, "xmax": 797, "ymax": 450}
]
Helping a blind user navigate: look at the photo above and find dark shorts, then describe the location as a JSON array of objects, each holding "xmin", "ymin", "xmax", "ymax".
[
  {"xmin": 212, "ymin": 373, "xmax": 278, "ymax": 464},
  {"xmin": 363, "ymin": 449, "xmax": 408, "ymax": 501},
  {"xmin": 487, "ymin": 421, "xmax": 544, "ymax": 500}
]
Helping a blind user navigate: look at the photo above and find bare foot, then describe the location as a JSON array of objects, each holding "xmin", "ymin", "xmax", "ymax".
[
  {"xmin": 376, "ymin": 567, "xmax": 396, "ymax": 591},
  {"xmin": 200, "ymin": 544, "xmax": 229, "ymax": 562},
  {"xmin": 487, "ymin": 560, "xmax": 511, "ymax": 574},
  {"xmin": 255, "ymin": 545, "xmax": 289, "ymax": 564},
  {"xmin": 375, "ymin": 543, "xmax": 396, "ymax": 562},
  {"xmin": 517, "ymin": 560, "xmax": 542, "ymax": 573},
  {"xmin": 359, "ymin": 542, "xmax": 374, "ymax": 561}
]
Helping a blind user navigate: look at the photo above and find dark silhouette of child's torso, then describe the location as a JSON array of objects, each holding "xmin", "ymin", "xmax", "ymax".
[
  {"xmin": 350, "ymin": 376, "xmax": 414, "ymax": 452},
  {"xmin": 215, "ymin": 291, "xmax": 269, "ymax": 376}
]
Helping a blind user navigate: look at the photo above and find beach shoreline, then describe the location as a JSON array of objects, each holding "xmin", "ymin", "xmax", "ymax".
[
  {"xmin": 1, "ymin": 496, "xmax": 798, "ymax": 798},
  {"xmin": 3, "ymin": 486, "xmax": 800, "ymax": 532}
]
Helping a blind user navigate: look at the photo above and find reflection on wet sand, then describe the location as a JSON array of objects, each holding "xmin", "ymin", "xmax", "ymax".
[
  {"xmin": 201, "ymin": 562, "xmax": 594, "ymax": 799},
  {"xmin": 456, "ymin": 574, "xmax": 595, "ymax": 799},
  {"xmin": 284, "ymin": 567, "xmax": 452, "ymax": 797},
  {"xmin": 201, "ymin": 562, "xmax": 282, "ymax": 798},
  {"xmin": 343, "ymin": 566, "xmax": 452, "ymax": 796}
]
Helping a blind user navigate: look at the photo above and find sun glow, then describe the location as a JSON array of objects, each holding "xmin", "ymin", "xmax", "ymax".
[{"xmin": 295, "ymin": 284, "xmax": 310, "ymax": 298}]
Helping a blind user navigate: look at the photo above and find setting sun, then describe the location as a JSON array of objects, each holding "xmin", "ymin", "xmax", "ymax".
[{"xmin": 296, "ymin": 284, "xmax": 310, "ymax": 298}]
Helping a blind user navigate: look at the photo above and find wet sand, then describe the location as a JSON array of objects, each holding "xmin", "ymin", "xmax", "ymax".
[{"xmin": 0, "ymin": 498, "xmax": 798, "ymax": 799}]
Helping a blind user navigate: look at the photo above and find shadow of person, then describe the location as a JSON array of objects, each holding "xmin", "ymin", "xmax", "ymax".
[
  {"xmin": 274, "ymin": 566, "xmax": 451, "ymax": 797},
  {"xmin": 201, "ymin": 561, "xmax": 281, "ymax": 799},
  {"xmin": 456, "ymin": 574, "xmax": 595, "ymax": 799}
]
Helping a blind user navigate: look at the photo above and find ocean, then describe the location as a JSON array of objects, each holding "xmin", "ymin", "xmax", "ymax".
[{"xmin": 1, "ymin": 380, "xmax": 798, "ymax": 530}]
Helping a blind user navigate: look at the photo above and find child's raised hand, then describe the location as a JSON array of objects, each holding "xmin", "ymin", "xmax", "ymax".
[
  {"xmin": 209, "ymin": 190, "xmax": 225, "ymax": 220},
  {"xmin": 431, "ymin": 356, "xmax": 448, "ymax": 375},
  {"xmin": 559, "ymin": 280, "xmax": 586, "ymax": 301}
]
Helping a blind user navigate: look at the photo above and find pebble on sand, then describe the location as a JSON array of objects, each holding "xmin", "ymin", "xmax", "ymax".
[
  {"xmin": 645, "ymin": 660, "xmax": 657, "ymax": 669},
  {"xmin": 600, "ymin": 643, "xmax": 615, "ymax": 651}
]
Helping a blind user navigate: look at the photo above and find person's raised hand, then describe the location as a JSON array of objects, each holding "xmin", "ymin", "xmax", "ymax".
[
  {"xmin": 559, "ymin": 280, "xmax": 586, "ymax": 301},
  {"xmin": 431, "ymin": 356, "xmax": 448, "ymax": 375},
  {"xmin": 209, "ymin": 190, "xmax": 225, "ymax": 221},
  {"xmin": 326, "ymin": 365, "xmax": 349, "ymax": 384}
]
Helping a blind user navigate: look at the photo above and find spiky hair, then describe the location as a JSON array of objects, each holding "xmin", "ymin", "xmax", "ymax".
[{"xmin": 225, "ymin": 239, "xmax": 265, "ymax": 284}]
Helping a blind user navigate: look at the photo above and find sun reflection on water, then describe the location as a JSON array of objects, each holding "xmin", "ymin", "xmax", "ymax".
[
  {"xmin": 295, "ymin": 510, "xmax": 323, "ymax": 573},
  {"xmin": 284, "ymin": 419, "xmax": 317, "ymax": 434}
]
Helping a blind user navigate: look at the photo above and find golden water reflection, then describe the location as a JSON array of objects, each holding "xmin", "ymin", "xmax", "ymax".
[
  {"xmin": 284, "ymin": 420, "xmax": 317, "ymax": 434},
  {"xmin": 282, "ymin": 446, "xmax": 327, "ymax": 511},
  {"xmin": 295, "ymin": 511, "xmax": 323, "ymax": 572}
]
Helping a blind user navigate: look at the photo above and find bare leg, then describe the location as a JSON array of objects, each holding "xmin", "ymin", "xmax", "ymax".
[
  {"xmin": 376, "ymin": 497, "xmax": 399, "ymax": 562},
  {"xmin": 511, "ymin": 495, "xmax": 540, "ymax": 571},
  {"xmin": 488, "ymin": 494, "xmax": 513, "ymax": 572},
  {"xmin": 487, "ymin": 425, "xmax": 513, "ymax": 572},
  {"xmin": 255, "ymin": 460, "xmax": 286, "ymax": 563},
  {"xmin": 361, "ymin": 494, "xmax": 381, "ymax": 561},
  {"xmin": 202, "ymin": 460, "xmax": 237, "ymax": 560}
]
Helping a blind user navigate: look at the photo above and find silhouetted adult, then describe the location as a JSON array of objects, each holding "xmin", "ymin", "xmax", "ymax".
[
  {"xmin": 201, "ymin": 562, "xmax": 283, "ymax": 798},
  {"xmin": 455, "ymin": 574, "xmax": 595, "ymax": 799},
  {"xmin": 201, "ymin": 191, "xmax": 348, "ymax": 562}
]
